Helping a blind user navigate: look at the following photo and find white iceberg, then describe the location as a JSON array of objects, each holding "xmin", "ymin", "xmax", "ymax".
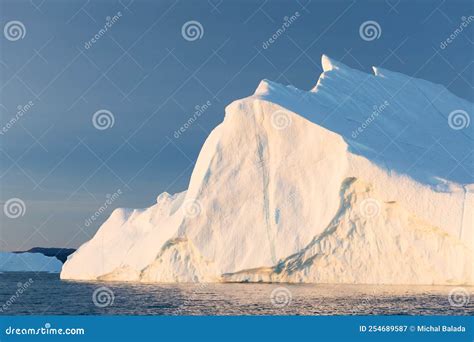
[
  {"xmin": 0, "ymin": 252, "xmax": 62, "ymax": 273},
  {"xmin": 61, "ymin": 55, "xmax": 473, "ymax": 284}
]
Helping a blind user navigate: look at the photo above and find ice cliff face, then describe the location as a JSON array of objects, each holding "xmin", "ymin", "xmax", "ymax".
[
  {"xmin": 223, "ymin": 178, "xmax": 473, "ymax": 284},
  {"xmin": 61, "ymin": 55, "xmax": 473, "ymax": 284}
]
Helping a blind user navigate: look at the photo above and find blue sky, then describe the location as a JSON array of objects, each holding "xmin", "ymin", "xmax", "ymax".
[{"xmin": 0, "ymin": 0, "xmax": 472, "ymax": 250}]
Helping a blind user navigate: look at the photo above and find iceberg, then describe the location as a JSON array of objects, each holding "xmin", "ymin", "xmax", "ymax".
[
  {"xmin": 61, "ymin": 55, "xmax": 473, "ymax": 284},
  {"xmin": 0, "ymin": 252, "xmax": 63, "ymax": 273}
]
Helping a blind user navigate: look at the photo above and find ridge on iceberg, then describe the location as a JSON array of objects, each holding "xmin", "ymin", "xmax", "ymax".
[{"xmin": 61, "ymin": 55, "xmax": 473, "ymax": 284}]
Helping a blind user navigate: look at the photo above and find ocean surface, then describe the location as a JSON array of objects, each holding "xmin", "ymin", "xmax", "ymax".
[{"xmin": 0, "ymin": 273, "xmax": 472, "ymax": 315}]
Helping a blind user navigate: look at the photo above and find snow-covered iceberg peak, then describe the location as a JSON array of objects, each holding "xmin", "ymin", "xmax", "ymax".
[
  {"xmin": 256, "ymin": 55, "xmax": 473, "ymax": 186},
  {"xmin": 321, "ymin": 54, "xmax": 345, "ymax": 72},
  {"xmin": 61, "ymin": 55, "xmax": 473, "ymax": 284},
  {"xmin": 254, "ymin": 79, "xmax": 276, "ymax": 96}
]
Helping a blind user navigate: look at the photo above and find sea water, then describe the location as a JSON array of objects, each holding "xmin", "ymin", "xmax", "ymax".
[{"xmin": 0, "ymin": 273, "xmax": 472, "ymax": 315}]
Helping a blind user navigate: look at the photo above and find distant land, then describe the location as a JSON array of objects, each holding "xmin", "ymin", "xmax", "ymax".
[{"xmin": 13, "ymin": 247, "xmax": 76, "ymax": 263}]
